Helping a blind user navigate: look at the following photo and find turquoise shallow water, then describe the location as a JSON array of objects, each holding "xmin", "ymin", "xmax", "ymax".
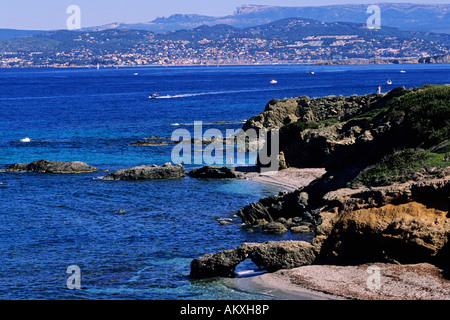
[{"xmin": 0, "ymin": 64, "xmax": 449, "ymax": 300}]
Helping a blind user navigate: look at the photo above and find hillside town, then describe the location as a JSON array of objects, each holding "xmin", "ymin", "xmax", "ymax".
[{"xmin": 0, "ymin": 22, "xmax": 449, "ymax": 68}]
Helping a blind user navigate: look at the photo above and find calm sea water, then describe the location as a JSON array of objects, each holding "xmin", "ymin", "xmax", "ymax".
[{"xmin": 0, "ymin": 64, "xmax": 449, "ymax": 300}]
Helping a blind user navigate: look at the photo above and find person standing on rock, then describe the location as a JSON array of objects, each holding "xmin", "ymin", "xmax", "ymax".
[{"xmin": 377, "ymin": 86, "xmax": 382, "ymax": 94}]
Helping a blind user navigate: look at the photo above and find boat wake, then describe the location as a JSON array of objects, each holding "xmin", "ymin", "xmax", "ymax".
[
  {"xmin": 153, "ymin": 87, "xmax": 287, "ymax": 100},
  {"xmin": 156, "ymin": 91, "xmax": 233, "ymax": 99}
]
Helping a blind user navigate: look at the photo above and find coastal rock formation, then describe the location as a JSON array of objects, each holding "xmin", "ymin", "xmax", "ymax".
[
  {"xmin": 103, "ymin": 163, "xmax": 187, "ymax": 180},
  {"xmin": 5, "ymin": 160, "xmax": 97, "ymax": 173},
  {"xmin": 190, "ymin": 241, "xmax": 316, "ymax": 278},
  {"xmin": 188, "ymin": 166, "xmax": 244, "ymax": 179},
  {"xmin": 191, "ymin": 85, "xmax": 450, "ymax": 278}
]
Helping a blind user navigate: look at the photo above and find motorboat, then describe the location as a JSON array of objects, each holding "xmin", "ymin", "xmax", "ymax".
[
  {"xmin": 149, "ymin": 93, "xmax": 159, "ymax": 99},
  {"xmin": 387, "ymin": 79, "xmax": 393, "ymax": 85},
  {"xmin": 400, "ymin": 70, "xmax": 406, "ymax": 73},
  {"xmin": 270, "ymin": 80, "xmax": 278, "ymax": 84}
]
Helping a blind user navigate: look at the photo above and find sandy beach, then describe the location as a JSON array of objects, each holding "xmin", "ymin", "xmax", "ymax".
[
  {"xmin": 232, "ymin": 263, "xmax": 450, "ymax": 300},
  {"xmin": 239, "ymin": 167, "xmax": 326, "ymax": 192}
]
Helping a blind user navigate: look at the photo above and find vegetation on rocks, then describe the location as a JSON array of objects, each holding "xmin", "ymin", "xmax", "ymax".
[{"xmin": 353, "ymin": 148, "xmax": 450, "ymax": 187}]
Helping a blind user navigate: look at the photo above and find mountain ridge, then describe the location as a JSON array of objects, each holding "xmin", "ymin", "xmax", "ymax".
[
  {"xmin": 84, "ymin": 3, "xmax": 450, "ymax": 34},
  {"xmin": 1, "ymin": 3, "xmax": 448, "ymax": 42}
]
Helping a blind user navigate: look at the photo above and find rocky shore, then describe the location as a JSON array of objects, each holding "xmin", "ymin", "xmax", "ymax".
[{"xmin": 191, "ymin": 84, "xmax": 450, "ymax": 299}]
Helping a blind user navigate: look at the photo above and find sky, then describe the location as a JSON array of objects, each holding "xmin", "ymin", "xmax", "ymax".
[{"xmin": 0, "ymin": 0, "xmax": 449, "ymax": 30}]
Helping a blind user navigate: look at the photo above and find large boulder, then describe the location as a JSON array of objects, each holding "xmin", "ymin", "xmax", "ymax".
[
  {"xmin": 103, "ymin": 163, "xmax": 186, "ymax": 180},
  {"xmin": 313, "ymin": 176, "xmax": 450, "ymax": 265},
  {"xmin": 188, "ymin": 166, "xmax": 244, "ymax": 179},
  {"xmin": 5, "ymin": 160, "xmax": 97, "ymax": 173}
]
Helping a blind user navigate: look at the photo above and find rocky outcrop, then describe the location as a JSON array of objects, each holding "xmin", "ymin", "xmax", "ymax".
[
  {"xmin": 103, "ymin": 163, "xmax": 187, "ymax": 180},
  {"xmin": 242, "ymin": 94, "xmax": 383, "ymax": 132},
  {"xmin": 237, "ymin": 188, "xmax": 322, "ymax": 227},
  {"xmin": 247, "ymin": 86, "xmax": 449, "ymax": 175},
  {"xmin": 5, "ymin": 160, "xmax": 97, "ymax": 173},
  {"xmin": 188, "ymin": 166, "xmax": 244, "ymax": 179},
  {"xmin": 315, "ymin": 202, "xmax": 450, "ymax": 266},
  {"xmin": 190, "ymin": 241, "xmax": 316, "ymax": 278}
]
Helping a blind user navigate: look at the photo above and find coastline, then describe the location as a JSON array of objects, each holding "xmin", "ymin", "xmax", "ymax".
[
  {"xmin": 231, "ymin": 263, "xmax": 450, "ymax": 300},
  {"xmin": 2, "ymin": 57, "xmax": 450, "ymax": 69}
]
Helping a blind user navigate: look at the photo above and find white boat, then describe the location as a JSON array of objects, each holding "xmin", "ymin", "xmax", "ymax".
[
  {"xmin": 400, "ymin": 70, "xmax": 406, "ymax": 73},
  {"xmin": 387, "ymin": 79, "xmax": 393, "ymax": 85},
  {"xmin": 149, "ymin": 93, "xmax": 159, "ymax": 99},
  {"xmin": 20, "ymin": 137, "xmax": 31, "ymax": 143},
  {"xmin": 310, "ymin": 71, "xmax": 315, "ymax": 75},
  {"xmin": 270, "ymin": 80, "xmax": 278, "ymax": 84}
]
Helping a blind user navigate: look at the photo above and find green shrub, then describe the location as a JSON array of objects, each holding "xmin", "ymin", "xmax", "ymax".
[{"xmin": 385, "ymin": 85, "xmax": 450, "ymax": 147}]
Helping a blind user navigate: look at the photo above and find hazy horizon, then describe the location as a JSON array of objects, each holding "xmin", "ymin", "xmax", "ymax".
[{"xmin": 1, "ymin": 0, "xmax": 449, "ymax": 31}]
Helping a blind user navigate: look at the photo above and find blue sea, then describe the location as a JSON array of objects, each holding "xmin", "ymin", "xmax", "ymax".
[{"xmin": 0, "ymin": 64, "xmax": 449, "ymax": 300}]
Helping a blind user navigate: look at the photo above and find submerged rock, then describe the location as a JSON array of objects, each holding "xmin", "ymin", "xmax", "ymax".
[
  {"xmin": 262, "ymin": 222, "xmax": 288, "ymax": 235},
  {"xmin": 188, "ymin": 166, "xmax": 244, "ymax": 179},
  {"xmin": 131, "ymin": 141, "xmax": 170, "ymax": 146},
  {"xmin": 5, "ymin": 160, "xmax": 97, "ymax": 173},
  {"xmin": 103, "ymin": 163, "xmax": 187, "ymax": 180}
]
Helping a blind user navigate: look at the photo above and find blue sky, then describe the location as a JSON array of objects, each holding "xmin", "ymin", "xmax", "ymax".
[{"xmin": 1, "ymin": 0, "xmax": 448, "ymax": 30}]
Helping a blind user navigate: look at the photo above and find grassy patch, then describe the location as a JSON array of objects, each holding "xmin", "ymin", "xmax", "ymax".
[
  {"xmin": 321, "ymin": 118, "xmax": 341, "ymax": 126},
  {"xmin": 352, "ymin": 148, "xmax": 449, "ymax": 187}
]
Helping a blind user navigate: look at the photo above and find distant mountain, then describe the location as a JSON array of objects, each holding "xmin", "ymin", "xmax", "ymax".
[
  {"xmin": 0, "ymin": 29, "xmax": 45, "ymax": 41},
  {"xmin": 1, "ymin": 17, "xmax": 448, "ymax": 68},
  {"xmin": 85, "ymin": 3, "xmax": 450, "ymax": 34}
]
